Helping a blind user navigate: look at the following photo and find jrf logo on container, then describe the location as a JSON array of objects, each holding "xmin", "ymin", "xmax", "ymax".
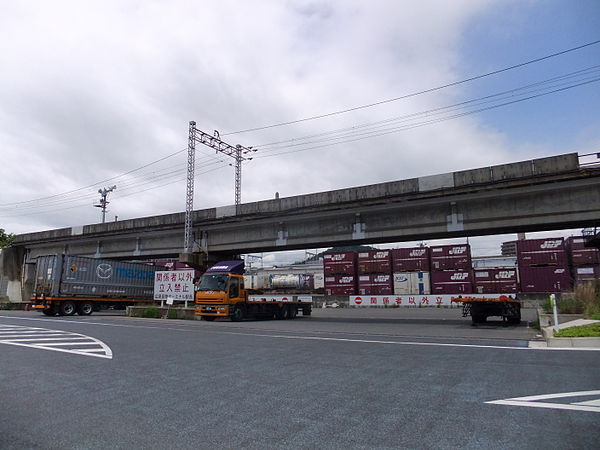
[
  {"xmin": 540, "ymin": 240, "xmax": 562, "ymax": 249},
  {"xmin": 495, "ymin": 270, "xmax": 515, "ymax": 280},
  {"xmin": 450, "ymin": 272, "xmax": 469, "ymax": 281},
  {"xmin": 409, "ymin": 249, "xmax": 427, "ymax": 257},
  {"xmin": 449, "ymin": 246, "xmax": 467, "ymax": 255}
]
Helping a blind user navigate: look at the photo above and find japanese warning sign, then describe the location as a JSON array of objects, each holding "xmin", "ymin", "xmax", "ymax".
[{"xmin": 153, "ymin": 270, "xmax": 195, "ymax": 301}]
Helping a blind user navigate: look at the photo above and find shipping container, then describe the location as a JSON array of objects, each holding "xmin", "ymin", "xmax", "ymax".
[
  {"xmin": 519, "ymin": 266, "xmax": 571, "ymax": 292},
  {"xmin": 324, "ymin": 274, "xmax": 357, "ymax": 296},
  {"xmin": 323, "ymin": 252, "xmax": 357, "ymax": 275},
  {"xmin": 243, "ymin": 274, "xmax": 270, "ymax": 290},
  {"xmin": 430, "ymin": 244, "xmax": 472, "ymax": 270},
  {"xmin": 314, "ymin": 273, "xmax": 325, "ymax": 290},
  {"xmin": 513, "ymin": 238, "xmax": 568, "ymax": 267},
  {"xmin": 33, "ymin": 255, "xmax": 159, "ymax": 299},
  {"xmin": 573, "ymin": 265, "xmax": 600, "ymax": 282},
  {"xmin": 357, "ymin": 250, "xmax": 392, "ymax": 274},
  {"xmin": 393, "ymin": 272, "xmax": 431, "ymax": 295},
  {"xmin": 270, "ymin": 274, "xmax": 314, "ymax": 290},
  {"xmin": 391, "ymin": 247, "xmax": 430, "ymax": 272},
  {"xmin": 430, "ymin": 269, "xmax": 473, "ymax": 294},
  {"xmin": 358, "ymin": 273, "xmax": 393, "ymax": 295},
  {"xmin": 566, "ymin": 236, "xmax": 600, "ymax": 266},
  {"xmin": 473, "ymin": 268, "xmax": 518, "ymax": 294}
]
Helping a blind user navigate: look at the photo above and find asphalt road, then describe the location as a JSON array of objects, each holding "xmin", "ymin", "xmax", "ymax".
[{"xmin": 1, "ymin": 308, "xmax": 599, "ymax": 449}]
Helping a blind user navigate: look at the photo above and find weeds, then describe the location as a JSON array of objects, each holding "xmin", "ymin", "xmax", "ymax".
[{"xmin": 141, "ymin": 307, "xmax": 161, "ymax": 318}]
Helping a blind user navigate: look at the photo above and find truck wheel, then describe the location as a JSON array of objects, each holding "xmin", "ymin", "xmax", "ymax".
[
  {"xmin": 274, "ymin": 306, "xmax": 284, "ymax": 320},
  {"xmin": 77, "ymin": 302, "xmax": 94, "ymax": 316},
  {"xmin": 471, "ymin": 314, "xmax": 485, "ymax": 324},
  {"xmin": 42, "ymin": 308, "xmax": 56, "ymax": 316},
  {"xmin": 202, "ymin": 316, "xmax": 216, "ymax": 321},
  {"xmin": 231, "ymin": 305, "xmax": 244, "ymax": 322},
  {"xmin": 59, "ymin": 301, "xmax": 77, "ymax": 316},
  {"xmin": 288, "ymin": 306, "xmax": 297, "ymax": 319}
]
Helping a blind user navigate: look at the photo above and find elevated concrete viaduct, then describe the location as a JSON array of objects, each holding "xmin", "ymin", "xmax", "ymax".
[{"xmin": 3, "ymin": 152, "xmax": 600, "ymax": 301}]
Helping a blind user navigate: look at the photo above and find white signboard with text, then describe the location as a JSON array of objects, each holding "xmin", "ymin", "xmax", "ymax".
[
  {"xmin": 154, "ymin": 270, "xmax": 195, "ymax": 301},
  {"xmin": 349, "ymin": 293, "xmax": 513, "ymax": 307}
]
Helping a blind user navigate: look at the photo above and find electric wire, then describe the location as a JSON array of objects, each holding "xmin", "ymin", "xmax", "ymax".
[
  {"xmin": 253, "ymin": 66, "xmax": 600, "ymax": 151},
  {"xmin": 254, "ymin": 65, "xmax": 600, "ymax": 153},
  {"xmin": 253, "ymin": 76, "xmax": 600, "ymax": 159},
  {"xmin": 223, "ymin": 39, "xmax": 600, "ymax": 136}
]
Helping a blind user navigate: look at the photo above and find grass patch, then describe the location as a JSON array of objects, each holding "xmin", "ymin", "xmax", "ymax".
[
  {"xmin": 554, "ymin": 322, "xmax": 600, "ymax": 338},
  {"xmin": 541, "ymin": 281, "xmax": 600, "ymax": 318},
  {"xmin": 141, "ymin": 307, "xmax": 161, "ymax": 318}
]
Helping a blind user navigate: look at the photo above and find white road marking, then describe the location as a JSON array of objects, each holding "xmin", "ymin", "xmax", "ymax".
[
  {"xmin": 0, "ymin": 324, "xmax": 112, "ymax": 359},
  {"xmin": 486, "ymin": 390, "xmax": 600, "ymax": 413},
  {"xmin": 1, "ymin": 315, "xmax": 599, "ymax": 353}
]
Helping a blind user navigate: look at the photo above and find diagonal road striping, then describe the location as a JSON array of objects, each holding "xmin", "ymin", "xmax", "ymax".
[{"xmin": 0, "ymin": 324, "xmax": 113, "ymax": 359}]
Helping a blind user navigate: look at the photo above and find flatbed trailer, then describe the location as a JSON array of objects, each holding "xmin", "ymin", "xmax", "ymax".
[{"xmin": 451, "ymin": 295, "xmax": 521, "ymax": 325}]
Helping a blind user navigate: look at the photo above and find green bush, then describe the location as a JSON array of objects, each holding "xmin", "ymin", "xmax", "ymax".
[
  {"xmin": 167, "ymin": 309, "xmax": 178, "ymax": 319},
  {"xmin": 141, "ymin": 307, "xmax": 161, "ymax": 318},
  {"xmin": 555, "ymin": 322, "xmax": 600, "ymax": 337}
]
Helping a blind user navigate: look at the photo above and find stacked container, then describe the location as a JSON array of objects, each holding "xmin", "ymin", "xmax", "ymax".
[
  {"xmin": 357, "ymin": 250, "xmax": 393, "ymax": 295},
  {"xmin": 515, "ymin": 238, "xmax": 572, "ymax": 292},
  {"xmin": 567, "ymin": 236, "xmax": 600, "ymax": 283},
  {"xmin": 323, "ymin": 252, "xmax": 357, "ymax": 295},
  {"xmin": 473, "ymin": 268, "xmax": 518, "ymax": 294},
  {"xmin": 392, "ymin": 247, "xmax": 431, "ymax": 295},
  {"xmin": 429, "ymin": 244, "xmax": 473, "ymax": 294}
]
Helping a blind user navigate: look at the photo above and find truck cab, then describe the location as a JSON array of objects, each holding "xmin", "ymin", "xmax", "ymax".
[{"xmin": 195, "ymin": 261, "xmax": 247, "ymax": 321}]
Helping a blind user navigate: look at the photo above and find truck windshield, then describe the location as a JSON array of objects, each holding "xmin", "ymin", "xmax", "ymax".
[{"xmin": 197, "ymin": 274, "xmax": 229, "ymax": 291}]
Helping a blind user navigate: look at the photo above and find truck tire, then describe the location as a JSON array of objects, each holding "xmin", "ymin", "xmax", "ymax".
[
  {"xmin": 202, "ymin": 316, "xmax": 216, "ymax": 321},
  {"xmin": 59, "ymin": 301, "xmax": 77, "ymax": 316},
  {"xmin": 42, "ymin": 308, "xmax": 56, "ymax": 316},
  {"xmin": 77, "ymin": 302, "xmax": 94, "ymax": 316},
  {"xmin": 288, "ymin": 305, "xmax": 297, "ymax": 319},
  {"xmin": 274, "ymin": 306, "xmax": 285, "ymax": 320},
  {"xmin": 231, "ymin": 305, "xmax": 244, "ymax": 322}
]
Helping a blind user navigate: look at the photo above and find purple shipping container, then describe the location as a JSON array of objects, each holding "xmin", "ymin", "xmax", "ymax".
[
  {"xmin": 324, "ymin": 274, "xmax": 357, "ymax": 296},
  {"xmin": 514, "ymin": 238, "xmax": 568, "ymax": 267},
  {"xmin": 431, "ymin": 283, "xmax": 473, "ymax": 295},
  {"xmin": 358, "ymin": 274, "xmax": 393, "ymax": 295},
  {"xmin": 357, "ymin": 250, "xmax": 392, "ymax": 274},
  {"xmin": 573, "ymin": 265, "xmax": 600, "ymax": 281},
  {"xmin": 323, "ymin": 252, "xmax": 357, "ymax": 275},
  {"xmin": 473, "ymin": 268, "xmax": 518, "ymax": 294},
  {"xmin": 430, "ymin": 270, "xmax": 473, "ymax": 294},
  {"xmin": 566, "ymin": 237, "xmax": 600, "ymax": 266},
  {"xmin": 391, "ymin": 247, "xmax": 430, "ymax": 272},
  {"xmin": 430, "ymin": 244, "xmax": 472, "ymax": 270},
  {"xmin": 519, "ymin": 266, "xmax": 571, "ymax": 292}
]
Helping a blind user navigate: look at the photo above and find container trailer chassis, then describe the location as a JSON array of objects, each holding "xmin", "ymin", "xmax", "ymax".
[
  {"xmin": 30, "ymin": 296, "xmax": 155, "ymax": 316},
  {"xmin": 452, "ymin": 296, "xmax": 521, "ymax": 325}
]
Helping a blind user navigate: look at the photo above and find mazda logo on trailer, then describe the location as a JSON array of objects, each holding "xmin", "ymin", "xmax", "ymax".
[{"xmin": 96, "ymin": 264, "xmax": 113, "ymax": 279}]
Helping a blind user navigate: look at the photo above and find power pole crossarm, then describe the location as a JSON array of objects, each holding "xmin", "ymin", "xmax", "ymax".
[{"xmin": 94, "ymin": 185, "xmax": 117, "ymax": 224}]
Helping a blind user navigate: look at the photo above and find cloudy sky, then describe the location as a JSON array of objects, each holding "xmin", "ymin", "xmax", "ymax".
[{"xmin": 1, "ymin": 0, "xmax": 599, "ymax": 264}]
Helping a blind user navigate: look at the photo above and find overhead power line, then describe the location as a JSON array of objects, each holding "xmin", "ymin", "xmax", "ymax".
[
  {"xmin": 223, "ymin": 39, "xmax": 600, "ymax": 136},
  {"xmin": 252, "ymin": 65, "xmax": 600, "ymax": 154},
  {"xmin": 253, "ymin": 73, "xmax": 600, "ymax": 159}
]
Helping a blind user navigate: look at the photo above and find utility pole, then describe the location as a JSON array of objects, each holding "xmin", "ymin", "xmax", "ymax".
[
  {"xmin": 183, "ymin": 121, "xmax": 256, "ymax": 252},
  {"xmin": 94, "ymin": 185, "xmax": 117, "ymax": 224}
]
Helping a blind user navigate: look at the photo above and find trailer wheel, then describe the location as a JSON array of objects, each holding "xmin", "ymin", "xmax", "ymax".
[
  {"xmin": 59, "ymin": 301, "xmax": 77, "ymax": 316},
  {"xmin": 288, "ymin": 305, "xmax": 297, "ymax": 319},
  {"xmin": 274, "ymin": 306, "xmax": 285, "ymax": 320},
  {"xmin": 471, "ymin": 314, "xmax": 486, "ymax": 324},
  {"xmin": 42, "ymin": 308, "xmax": 56, "ymax": 316},
  {"xmin": 231, "ymin": 305, "xmax": 244, "ymax": 322},
  {"xmin": 77, "ymin": 302, "xmax": 94, "ymax": 316},
  {"xmin": 202, "ymin": 316, "xmax": 216, "ymax": 321}
]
